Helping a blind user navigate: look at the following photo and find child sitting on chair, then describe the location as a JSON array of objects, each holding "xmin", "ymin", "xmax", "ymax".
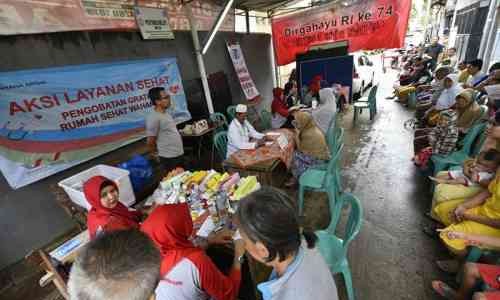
[
  {"xmin": 414, "ymin": 109, "xmax": 459, "ymax": 170},
  {"xmin": 430, "ymin": 149, "xmax": 500, "ymax": 187}
]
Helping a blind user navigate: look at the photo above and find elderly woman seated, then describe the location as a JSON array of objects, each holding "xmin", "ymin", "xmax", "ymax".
[
  {"xmin": 285, "ymin": 111, "xmax": 330, "ymax": 187},
  {"xmin": 413, "ymin": 84, "xmax": 468, "ymax": 156}
]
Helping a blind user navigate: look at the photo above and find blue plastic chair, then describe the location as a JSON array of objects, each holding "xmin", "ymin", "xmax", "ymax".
[
  {"xmin": 431, "ymin": 122, "xmax": 487, "ymax": 175},
  {"xmin": 315, "ymin": 192, "xmax": 363, "ymax": 300},
  {"xmin": 298, "ymin": 144, "xmax": 344, "ymax": 216},
  {"xmin": 213, "ymin": 131, "xmax": 228, "ymax": 160},
  {"xmin": 407, "ymin": 91, "xmax": 417, "ymax": 109},
  {"xmin": 226, "ymin": 105, "xmax": 237, "ymax": 121}
]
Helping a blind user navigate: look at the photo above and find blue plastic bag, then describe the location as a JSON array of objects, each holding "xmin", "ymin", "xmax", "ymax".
[{"xmin": 118, "ymin": 155, "xmax": 153, "ymax": 193}]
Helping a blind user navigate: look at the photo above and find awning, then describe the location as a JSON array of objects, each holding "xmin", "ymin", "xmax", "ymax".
[{"xmin": 208, "ymin": 0, "xmax": 300, "ymax": 12}]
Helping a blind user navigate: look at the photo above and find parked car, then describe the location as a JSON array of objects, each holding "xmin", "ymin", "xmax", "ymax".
[{"xmin": 352, "ymin": 52, "xmax": 375, "ymax": 97}]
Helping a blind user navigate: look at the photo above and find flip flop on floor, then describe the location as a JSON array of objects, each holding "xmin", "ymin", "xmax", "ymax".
[
  {"xmin": 424, "ymin": 211, "xmax": 434, "ymax": 220},
  {"xmin": 436, "ymin": 260, "xmax": 461, "ymax": 274},
  {"xmin": 422, "ymin": 224, "xmax": 440, "ymax": 238},
  {"xmin": 431, "ymin": 280, "xmax": 457, "ymax": 299}
]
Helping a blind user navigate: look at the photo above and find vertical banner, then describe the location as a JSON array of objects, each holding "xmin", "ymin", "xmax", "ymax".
[
  {"xmin": 271, "ymin": 0, "xmax": 412, "ymax": 65},
  {"xmin": 0, "ymin": 58, "xmax": 191, "ymax": 189},
  {"xmin": 227, "ymin": 42, "xmax": 261, "ymax": 103}
]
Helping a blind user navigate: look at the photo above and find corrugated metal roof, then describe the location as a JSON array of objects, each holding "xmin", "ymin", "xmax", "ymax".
[{"xmin": 208, "ymin": 0, "xmax": 303, "ymax": 13}]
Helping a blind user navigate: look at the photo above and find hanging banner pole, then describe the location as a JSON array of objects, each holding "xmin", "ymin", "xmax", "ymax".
[{"xmin": 184, "ymin": 3, "xmax": 215, "ymax": 114}]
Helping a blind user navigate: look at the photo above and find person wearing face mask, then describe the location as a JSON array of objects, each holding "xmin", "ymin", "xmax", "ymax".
[
  {"xmin": 83, "ymin": 175, "xmax": 142, "ymax": 239},
  {"xmin": 236, "ymin": 187, "xmax": 338, "ymax": 300}
]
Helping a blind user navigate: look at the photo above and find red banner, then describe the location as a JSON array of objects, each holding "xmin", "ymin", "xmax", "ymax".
[
  {"xmin": 0, "ymin": 0, "xmax": 234, "ymax": 35},
  {"xmin": 271, "ymin": 0, "xmax": 411, "ymax": 66}
]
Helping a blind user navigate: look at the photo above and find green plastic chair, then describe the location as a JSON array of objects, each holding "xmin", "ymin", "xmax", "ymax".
[
  {"xmin": 210, "ymin": 112, "xmax": 228, "ymax": 132},
  {"xmin": 407, "ymin": 91, "xmax": 417, "ymax": 109},
  {"xmin": 226, "ymin": 105, "xmax": 237, "ymax": 121},
  {"xmin": 315, "ymin": 192, "xmax": 363, "ymax": 300},
  {"xmin": 353, "ymin": 85, "xmax": 378, "ymax": 125},
  {"xmin": 213, "ymin": 131, "xmax": 228, "ymax": 160},
  {"xmin": 431, "ymin": 122, "xmax": 487, "ymax": 175},
  {"xmin": 356, "ymin": 85, "xmax": 377, "ymax": 103},
  {"xmin": 298, "ymin": 143, "xmax": 344, "ymax": 216},
  {"xmin": 260, "ymin": 110, "xmax": 272, "ymax": 130}
]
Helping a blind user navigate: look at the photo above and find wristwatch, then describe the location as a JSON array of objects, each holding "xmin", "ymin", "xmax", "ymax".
[{"xmin": 238, "ymin": 254, "xmax": 245, "ymax": 264}]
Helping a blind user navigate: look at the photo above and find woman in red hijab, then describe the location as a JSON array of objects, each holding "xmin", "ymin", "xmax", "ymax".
[
  {"xmin": 271, "ymin": 87, "xmax": 293, "ymax": 129},
  {"xmin": 141, "ymin": 204, "xmax": 245, "ymax": 300},
  {"xmin": 84, "ymin": 176, "xmax": 142, "ymax": 239}
]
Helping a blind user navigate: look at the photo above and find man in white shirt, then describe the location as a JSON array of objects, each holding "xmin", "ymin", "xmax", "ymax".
[{"xmin": 227, "ymin": 104, "xmax": 265, "ymax": 158}]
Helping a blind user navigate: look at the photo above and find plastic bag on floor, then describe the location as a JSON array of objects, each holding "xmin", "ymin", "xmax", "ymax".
[{"xmin": 118, "ymin": 155, "xmax": 153, "ymax": 193}]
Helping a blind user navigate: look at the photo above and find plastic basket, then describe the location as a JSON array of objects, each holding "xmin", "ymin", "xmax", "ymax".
[{"xmin": 58, "ymin": 164, "xmax": 135, "ymax": 211}]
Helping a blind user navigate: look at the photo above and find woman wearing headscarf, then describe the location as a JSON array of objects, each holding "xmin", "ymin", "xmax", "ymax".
[
  {"xmin": 285, "ymin": 111, "xmax": 330, "ymax": 187},
  {"xmin": 141, "ymin": 204, "xmax": 245, "ymax": 300},
  {"xmin": 303, "ymin": 75, "xmax": 322, "ymax": 106},
  {"xmin": 433, "ymin": 74, "xmax": 463, "ymax": 111},
  {"xmin": 84, "ymin": 176, "xmax": 142, "ymax": 239},
  {"xmin": 312, "ymin": 86, "xmax": 337, "ymax": 135},
  {"xmin": 456, "ymin": 89, "xmax": 482, "ymax": 134},
  {"xmin": 418, "ymin": 73, "xmax": 463, "ymax": 132},
  {"xmin": 414, "ymin": 66, "xmax": 453, "ymax": 121},
  {"xmin": 271, "ymin": 87, "xmax": 293, "ymax": 129}
]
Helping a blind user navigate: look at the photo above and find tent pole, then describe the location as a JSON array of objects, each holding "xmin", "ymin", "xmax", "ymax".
[
  {"xmin": 245, "ymin": 10, "xmax": 250, "ymax": 34},
  {"xmin": 184, "ymin": 3, "xmax": 215, "ymax": 114}
]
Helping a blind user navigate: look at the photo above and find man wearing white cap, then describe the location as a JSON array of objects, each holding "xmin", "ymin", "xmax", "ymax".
[{"xmin": 227, "ymin": 104, "xmax": 265, "ymax": 158}]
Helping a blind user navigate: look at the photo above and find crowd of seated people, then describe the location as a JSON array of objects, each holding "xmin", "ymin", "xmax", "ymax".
[
  {"xmin": 67, "ymin": 181, "xmax": 339, "ymax": 300},
  {"xmin": 394, "ymin": 41, "xmax": 500, "ymax": 299}
]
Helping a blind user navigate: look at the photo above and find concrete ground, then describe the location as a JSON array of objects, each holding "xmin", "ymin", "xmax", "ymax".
[{"xmin": 0, "ymin": 70, "xmax": 455, "ymax": 300}]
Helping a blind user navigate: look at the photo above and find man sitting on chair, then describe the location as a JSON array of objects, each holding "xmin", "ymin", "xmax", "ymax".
[{"xmin": 227, "ymin": 104, "xmax": 266, "ymax": 158}]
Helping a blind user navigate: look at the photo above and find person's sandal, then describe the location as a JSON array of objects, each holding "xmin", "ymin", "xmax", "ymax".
[
  {"xmin": 431, "ymin": 280, "xmax": 457, "ymax": 299},
  {"xmin": 436, "ymin": 260, "xmax": 460, "ymax": 274},
  {"xmin": 422, "ymin": 224, "xmax": 440, "ymax": 238},
  {"xmin": 284, "ymin": 178, "xmax": 297, "ymax": 188}
]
